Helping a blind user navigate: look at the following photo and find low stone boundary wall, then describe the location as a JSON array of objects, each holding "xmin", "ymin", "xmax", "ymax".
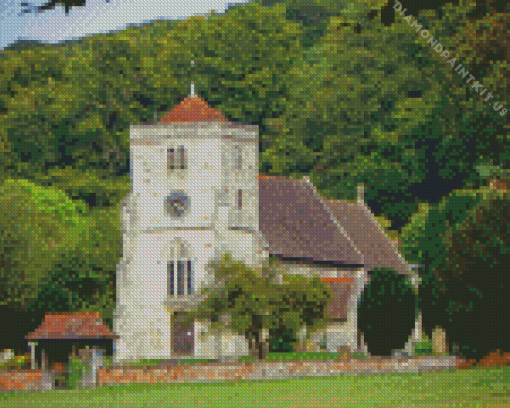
[
  {"xmin": 0, "ymin": 370, "xmax": 43, "ymax": 392},
  {"xmin": 98, "ymin": 356, "xmax": 460, "ymax": 386},
  {"xmin": 0, "ymin": 357, "xmax": 460, "ymax": 392}
]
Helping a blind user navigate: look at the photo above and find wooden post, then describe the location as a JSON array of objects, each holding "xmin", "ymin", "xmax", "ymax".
[{"xmin": 29, "ymin": 342, "xmax": 37, "ymax": 370}]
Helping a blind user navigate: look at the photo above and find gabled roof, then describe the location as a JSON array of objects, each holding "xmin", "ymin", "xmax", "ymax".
[
  {"xmin": 258, "ymin": 175, "xmax": 363, "ymax": 265},
  {"xmin": 325, "ymin": 199, "xmax": 413, "ymax": 276},
  {"xmin": 25, "ymin": 312, "xmax": 119, "ymax": 341},
  {"xmin": 159, "ymin": 96, "xmax": 228, "ymax": 123}
]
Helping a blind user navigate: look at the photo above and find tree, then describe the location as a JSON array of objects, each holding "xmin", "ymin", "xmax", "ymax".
[
  {"xmin": 358, "ymin": 268, "xmax": 418, "ymax": 356},
  {"xmin": 0, "ymin": 178, "xmax": 88, "ymax": 309},
  {"xmin": 428, "ymin": 189, "xmax": 510, "ymax": 360},
  {"xmin": 409, "ymin": 186, "xmax": 510, "ymax": 360},
  {"xmin": 0, "ymin": 178, "xmax": 119, "ymax": 353},
  {"xmin": 165, "ymin": 3, "xmax": 303, "ymax": 127},
  {"xmin": 185, "ymin": 254, "xmax": 274, "ymax": 360},
  {"xmin": 185, "ymin": 254, "xmax": 332, "ymax": 358},
  {"xmin": 33, "ymin": 167, "xmax": 131, "ymax": 209},
  {"xmin": 266, "ymin": 271, "xmax": 332, "ymax": 353},
  {"xmin": 399, "ymin": 190, "xmax": 488, "ymax": 274},
  {"xmin": 401, "ymin": 190, "xmax": 488, "ymax": 351}
]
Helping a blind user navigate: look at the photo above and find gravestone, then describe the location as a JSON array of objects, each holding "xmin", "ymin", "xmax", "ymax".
[{"xmin": 432, "ymin": 326, "xmax": 448, "ymax": 354}]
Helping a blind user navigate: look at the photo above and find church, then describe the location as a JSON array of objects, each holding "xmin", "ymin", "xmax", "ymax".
[{"xmin": 114, "ymin": 84, "xmax": 422, "ymax": 362}]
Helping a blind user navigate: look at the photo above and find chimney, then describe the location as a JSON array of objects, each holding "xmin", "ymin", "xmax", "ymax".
[{"xmin": 357, "ymin": 184, "xmax": 365, "ymax": 205}]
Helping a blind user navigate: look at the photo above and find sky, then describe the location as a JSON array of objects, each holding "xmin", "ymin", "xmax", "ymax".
[{"xmin": 0, "ymin": 0, "xmax": 252, "ymax": 50}]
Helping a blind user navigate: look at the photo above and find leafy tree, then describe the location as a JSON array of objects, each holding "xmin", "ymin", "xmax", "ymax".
[
  {"xmin": 399, "ymin": 203, "xmax": 432, "ymax": 267},
  {"xmin": 399, "ymin": 190, "xmax": 487, "ymax": 272},
  {"xmin": 264, "ymin": 13, "xmax": 430, "ymax": 226},
  {"xmin": 172, "ymin": 3, "xmax": 303, "ymax": 128},
  {"xmin": 358, "ymin": 268, "xmax": 418, "ymax": 356},
  {"xmin": 416, "ymin": 271, "xmax": 451, "ymax": 352},
  {"xmin": 0, "ymin": 178, "xmax": 88, "ymax": 308},
  {"xmin": 401, "ymin": 189, "xmax": 489, "ymax": 347},
  {"xmin": 374, "ymin": 214, "xmax": 400, "ymax": 242},
  {"xmin": 186, "ymin": 254, "xmax": 332, "ymax": 358},
  {"xmin": 266, "ymin": 272, "xmax": 332, "ymax": 352},
  {"xmin": 185, "ymin": 254, "xmax": 274, "ymax": 360},
  {"xmin": 0, "ymin": 178, "xmax": 119, "ymax": 341},
  {"xmin": 33, "ymin": 167, "xmax": 131, "ymax": 209},
  {"xmin": 428, "ymin": 189, "xmax": 510, "ymax": 360}
]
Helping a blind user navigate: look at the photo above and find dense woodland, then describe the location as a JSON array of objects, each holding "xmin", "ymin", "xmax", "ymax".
[{"xmin": 0, "ymin": 0, "xmax": 509, "ymax": 361}]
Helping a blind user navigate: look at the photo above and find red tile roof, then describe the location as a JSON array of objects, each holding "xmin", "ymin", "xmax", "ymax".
[
  {"xmin": 25, "ymin": 312, "xmax": 119, "ymax": 341},
  {"xmin": 159, "ymin": 96, "xmax": 228, "ymax": 123}
]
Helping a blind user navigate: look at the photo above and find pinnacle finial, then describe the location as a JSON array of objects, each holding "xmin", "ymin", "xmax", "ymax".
[{"xmin": 190, "ymin": 60, "xmax": 196, "ymax": 97}]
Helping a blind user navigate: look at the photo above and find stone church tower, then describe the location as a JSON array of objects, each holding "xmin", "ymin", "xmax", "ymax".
[{"xmin": 114, "ymin": 84, "xmax": 265, "ymax": 361}]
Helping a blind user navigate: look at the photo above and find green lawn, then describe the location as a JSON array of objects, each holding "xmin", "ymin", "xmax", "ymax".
[{"xmin": 1, "ymin": 367, "xmax": 509, "ymax": 407}]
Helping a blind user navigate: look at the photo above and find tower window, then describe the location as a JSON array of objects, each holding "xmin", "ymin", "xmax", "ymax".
[
  {"xmin": 237, "ymin": 189, "xmax": 243, "ymax": 209},
  {"xmin": 177, "ymin": 260, "xmax": 185, "ymax": 296},
  {"xmin": 168, "ymin": 260, "xmax": 194, "ymax": 297},
  {"xmin": 235, "ymin": 145, "xmax": 242, "ymax": 170},
  {"xmin": 167, "ymin": 146, "xmax": 186, "ymax": 170},
  {"xmin": 168, "ymin": 262, "xmax": 175, "ymax": 296},
  {"xmin": 187, "ymin": 260, "xmax": 194, "ymax": 294}
]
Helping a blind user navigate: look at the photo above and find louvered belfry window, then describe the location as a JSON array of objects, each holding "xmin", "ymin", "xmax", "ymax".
[{"xmin": 167, "ymin": 146, "xmax": 186, "ymax": 170}]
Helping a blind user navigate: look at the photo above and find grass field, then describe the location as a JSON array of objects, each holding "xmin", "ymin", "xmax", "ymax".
[{"xmin": 1, "ymin": 366, "xmax": 509, "ymax": 407}]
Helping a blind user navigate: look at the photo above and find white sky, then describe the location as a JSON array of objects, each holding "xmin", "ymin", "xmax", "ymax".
[{"xmin": 0, "ymin": 0, "xmax": 251, "ymax": 50}]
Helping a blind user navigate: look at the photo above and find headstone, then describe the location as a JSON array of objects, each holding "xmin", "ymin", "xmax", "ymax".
[{"xmin": 432, "ymin": 326, "xmax": 448, "ymax": 354}]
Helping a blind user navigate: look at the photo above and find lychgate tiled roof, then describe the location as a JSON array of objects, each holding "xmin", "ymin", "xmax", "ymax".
[
  {"xmin": 325, "ymin": 199, "xmax": 413, "ymax": 276},
  {"xmin": 159, "ymin": 96, "xmax": 228, "ymax": 123},
  {"xmin": 25, "ymin": 312, "xmax": 119, "ymax": 341},
  {"xmin": 258, "ymin": 176, "xmax": 363, "ymax": 265}
]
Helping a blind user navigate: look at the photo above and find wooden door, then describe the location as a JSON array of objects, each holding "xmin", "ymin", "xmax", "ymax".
[{"xmin": 172, "ymin": 313, "xmax": 194, "ymax": 356}]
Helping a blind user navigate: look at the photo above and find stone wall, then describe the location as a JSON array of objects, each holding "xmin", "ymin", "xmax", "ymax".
[
  {"xmin": 0, "ymin": 370, "xmax": 43, "ymax": 392},
  {"xmin": 98, "ymin": 357, "xmax": 459, "ymax": 386},
  {"xmin": 0, "ymin": 357, "xmax": 460, "ymax": 392}
]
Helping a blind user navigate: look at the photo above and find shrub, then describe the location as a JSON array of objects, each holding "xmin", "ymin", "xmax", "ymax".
[
  {"xmin": 67, "ymin": 356, "xmax": 91, "ymax": 388},
  {"xmin": 267, "ymin": 328, "xmax": 298, "ymax": 353},
  {"xmin": 0, "ymin": 355, "xmax": 31, "ymax": 370},
  {"xmin": 413, "ymin": 339, "xmax": 433, "ymax": 356},
  {"xmin": 358, "ymin": 268, "xmax": 418, "ymax": 356}
]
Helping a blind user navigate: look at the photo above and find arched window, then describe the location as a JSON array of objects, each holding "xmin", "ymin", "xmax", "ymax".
[{"xmin": 167, "ymin": 240, "xmax": 194, "ymax": 297}]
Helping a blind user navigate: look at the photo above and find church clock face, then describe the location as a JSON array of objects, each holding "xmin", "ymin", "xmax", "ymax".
[{"xmin": 165, "ymin": 192, "xmax": 190, "ymax": 217}]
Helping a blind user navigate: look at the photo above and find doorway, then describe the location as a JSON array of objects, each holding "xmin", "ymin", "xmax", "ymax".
[{"xmin": 172, "ymin": 313, "xmax": 194, "ymax": 356}]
